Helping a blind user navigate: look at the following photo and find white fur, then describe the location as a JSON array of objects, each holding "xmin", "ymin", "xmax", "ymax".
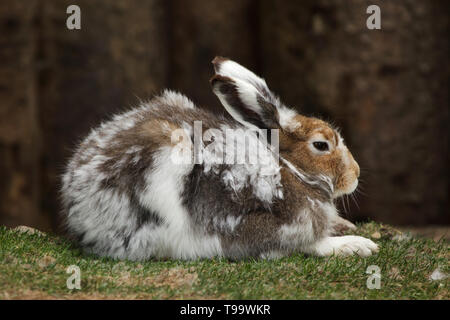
[
  {"xmin": 213, "ymin": 86, "xmax": 260, "ymax": 130},
  {"xmin": 278, "ymin": 209, "xmax": 316, "ymax": 247},
  {"xmin": 62, "ymin": 101, "xmax": 224, "ymax": 260},
  {"xmin": 66, "ymin": 144, "xmax": 224, "ymax": 261},
  {"xmin": 157, "ymin": 89, "xmax": 196, "ymax": 109},
  {"xmin": 307, "ymin": 198, "xmax": 339, "ymax": 221},
  {"xmin": 216, "ymin": 59, "xmax": 269, "ymax": 91},
  {"xmin": 201, "ymin": 126, "xmax": 283, "ymax": 204},
  {"xmin": 64, "ymin": 156, "xmax": 137, "ymax": 259},
  {"xmin": 304, "ymin": 236, "xmax": 378, "ymax": 257},
  {"xmin": 278, "ymin": 200, "xmax": 340, "ymax": 252},
  {"xmin": 278, "ymin": 105, "xmax": 300, "ymax": 132},
  {"xmin": 137, "ymin": 146, "xmax": 223, "ymax": 260},
  {"xmin": 234, "ymin": 78, "xmax": 264, "ymax": 118}
]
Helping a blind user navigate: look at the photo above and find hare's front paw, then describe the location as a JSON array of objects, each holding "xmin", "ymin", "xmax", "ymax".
[
  {"xmin": 331, "ymin": 216, "xmax": 357, "ymax": 235},
  {"xmin": 311, "ymin": 236, "xmax": 379, "ymax": 257}
]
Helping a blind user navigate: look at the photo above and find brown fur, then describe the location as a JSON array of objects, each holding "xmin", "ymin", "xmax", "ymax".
[
  {"xmin": 140, "ymin": 119, "xmax": 181, "ymax": 147},
  {"xmin": 278, "ymin": 115, "xmax": 359, "ymax": 198}
]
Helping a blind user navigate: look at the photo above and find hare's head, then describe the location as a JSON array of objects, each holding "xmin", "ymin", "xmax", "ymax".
[{"xmin": 210, "ymin": 57, "xmax": 359, "ymax": 198}]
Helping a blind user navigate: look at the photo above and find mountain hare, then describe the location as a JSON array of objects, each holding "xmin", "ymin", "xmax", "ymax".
[{"xmin": 61, "ymin": 57, "xmax": 378, "ymax": 260}]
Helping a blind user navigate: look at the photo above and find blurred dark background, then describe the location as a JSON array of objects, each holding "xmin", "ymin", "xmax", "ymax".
[{"xmin": 0, "ymin": 0, "xmax": 448, "ymax": 232}]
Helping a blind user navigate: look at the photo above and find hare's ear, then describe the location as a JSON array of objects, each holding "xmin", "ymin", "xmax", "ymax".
[{"xmin": 210, "ymin": 57, "xmax": 280, "ymax": 130}]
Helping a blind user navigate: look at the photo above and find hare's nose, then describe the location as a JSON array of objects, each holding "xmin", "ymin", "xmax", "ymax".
[
  {"xmin": 347, "ymin": 150, "xmax": 360, "ymax": 178},
  {"xmin": 354, "ymin": 162, "xmax": 360, "ymax": 178}
]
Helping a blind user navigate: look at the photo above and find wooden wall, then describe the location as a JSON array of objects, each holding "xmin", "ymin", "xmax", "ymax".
[{"xmin": 0, "ymin": 0, "xmax": 448, "ymax": 231}]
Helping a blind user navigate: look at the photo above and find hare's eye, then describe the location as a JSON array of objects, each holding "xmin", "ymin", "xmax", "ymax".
[{"xmin": 313, "ymin": 141, "xmax": 329, "ymax": 152}]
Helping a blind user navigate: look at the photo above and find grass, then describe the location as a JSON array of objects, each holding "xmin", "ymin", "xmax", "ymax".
[{"xmin": 0, "ymin": 222, "xmax": 448, "ymax": 300}]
